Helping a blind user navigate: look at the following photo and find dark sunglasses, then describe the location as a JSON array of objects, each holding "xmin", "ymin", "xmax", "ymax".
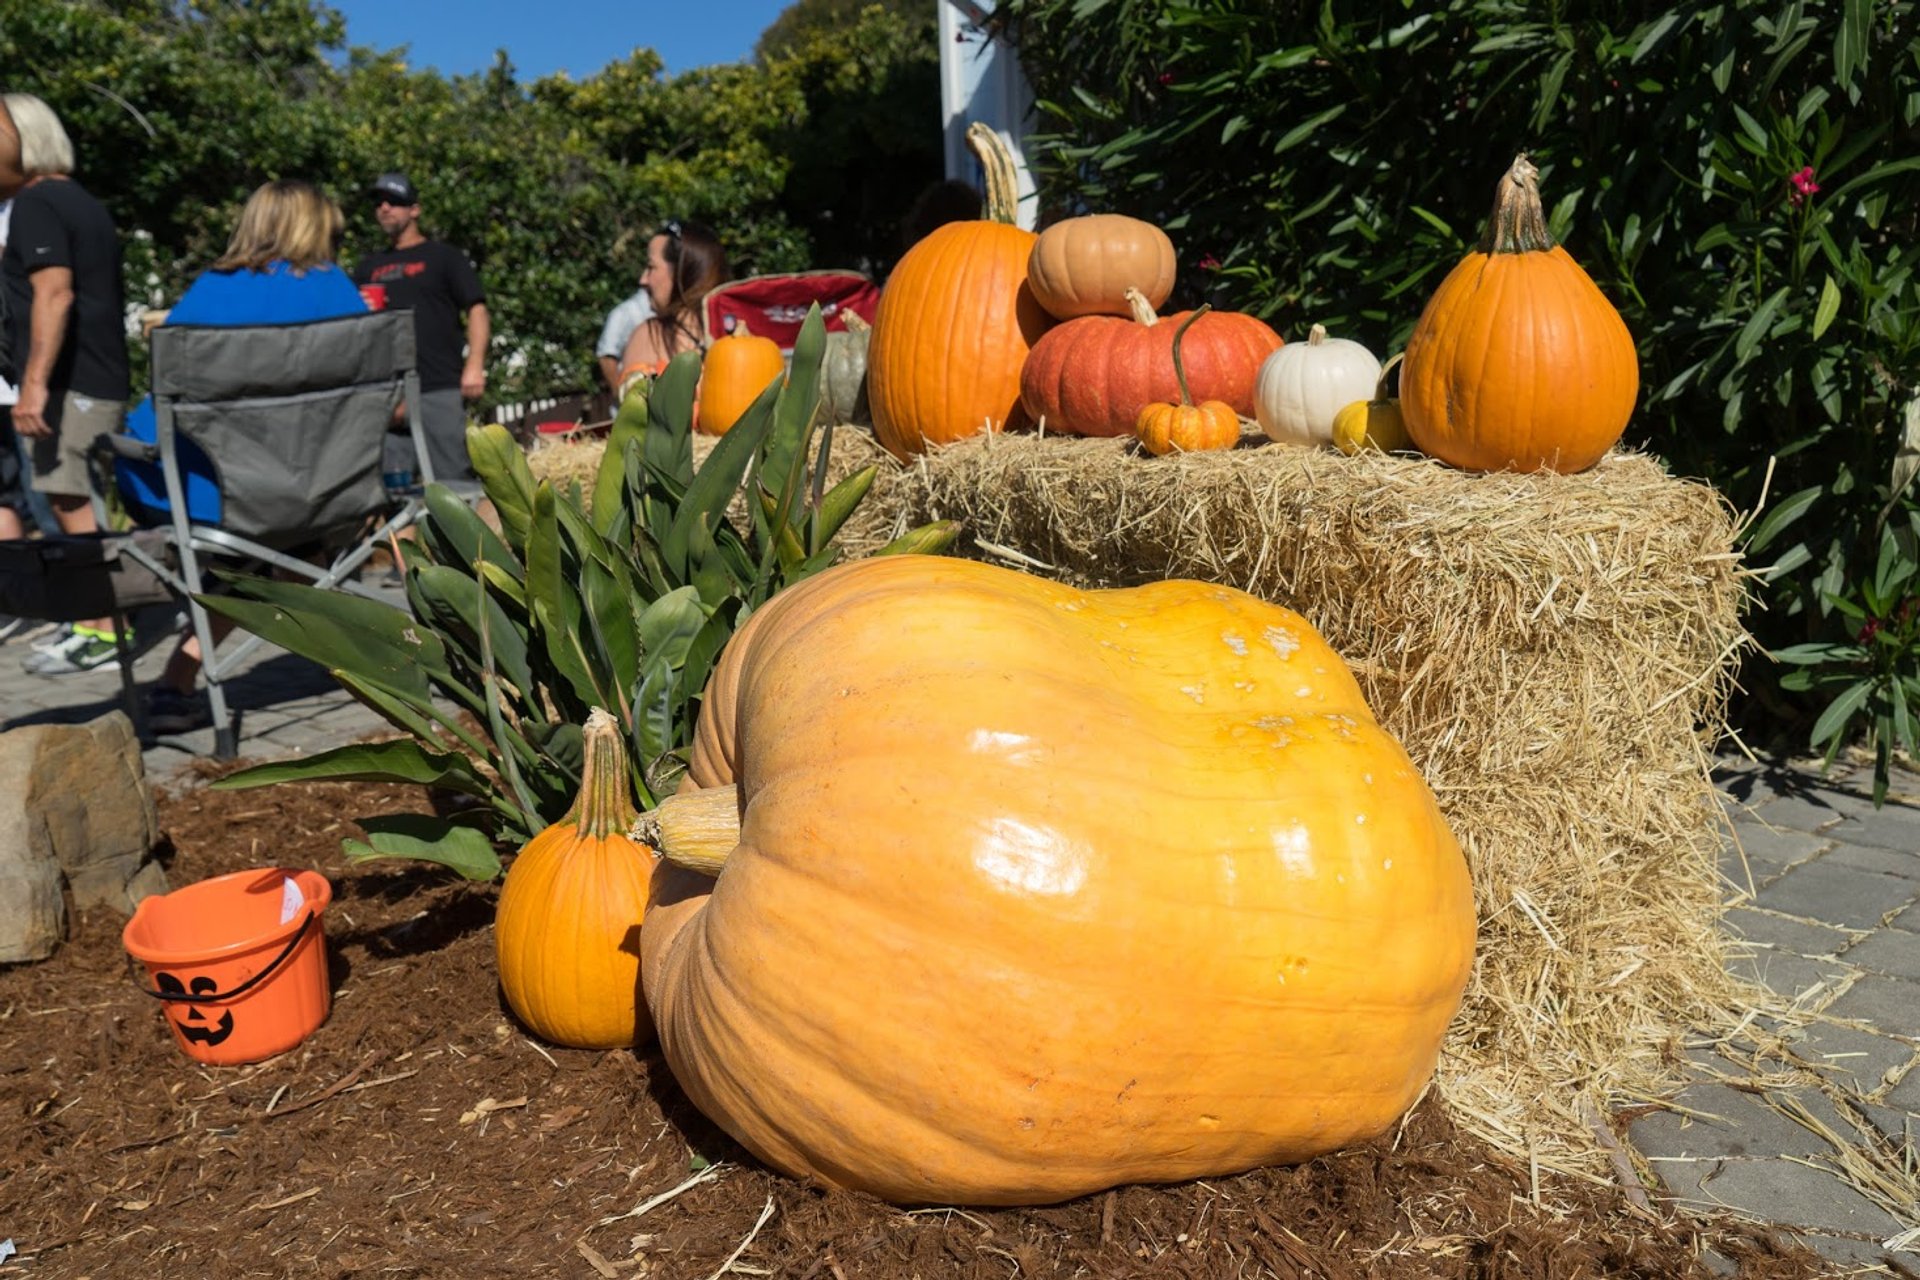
[{"xmin": 370, "ymin": 194, "xmax": 412, "ymax": 209}]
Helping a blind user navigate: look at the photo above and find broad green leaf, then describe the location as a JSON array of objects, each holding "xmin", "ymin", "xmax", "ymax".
[
  {"xmin": 213, "ymin": 738, "xmax": 492, "ymax": 797},
  {"xmin": 422, "ymin": 482, "xmax": 521, "ymax": 582},
  {"xmin": 1746, "ymin": 484, "xmax": 1823, "ymax": 551},
  {"xmin": 594, "ymin": 391, "xmax": 649, "ymax": 535},
  {"xmin": 636, "ymin": 586, "xmax": 709, "ymax": 670},
  {"xmin": 343, "ymin": 814, "xmax": 502, "ymax": 881},
  {"xmin": 467, "ymin": 424, "xmax": 538, "ymax": 550},
  {"xmin": 1811, "ymin": 276, "xmax": 1842, "ymax": 340},
  {"xmin": 1809, "ymin": 679, "xmax": 1873, "ymax": 750},
  {"xmin": 1735, "ymin": 287, "xmax": 1791, "ymax": 361},
  {"xmin": 408, "ymin": 563, "xmax": 537, "ymax": 706}
]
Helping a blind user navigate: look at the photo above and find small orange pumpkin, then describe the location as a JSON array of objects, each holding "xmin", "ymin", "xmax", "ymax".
[
  {"xmin": 1134, "ymin": 306, "xmax": 1240, "ymax": 456},
  {"xmin": 495, "ymin": 708, "xmax": 655, "ymax": 1049},
  {"xmin": 1400, "ymin": 154, "xmax": 1638, "ymax": 473},
  {"xmin": 1027, "ymin": 213, "xmax": 1177, "ymax": 321},
  {"xmin": 698, "ymin": 327, "xmax": 786, "ymax": 436}
]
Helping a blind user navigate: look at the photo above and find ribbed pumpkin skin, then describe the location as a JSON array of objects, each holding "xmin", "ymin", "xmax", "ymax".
[
  {"xmin": 1020, "ymin": 307, "xmax": 1281, "ymax": 438},
  {"xmin": 496, "ymin": 711, "xmax": 654, "ymax": 1050},
  {"xmin": 643, "ymin": 555, "xmax": 1476, "ymax": 1206},
  {"xmin": 1027, "ymin": 214, "xmax": 1176, "ymax": 320},
  {"xmin": 1401, "ymin": 157, "xmax": 1638, "ymax": 474},
  {"xmin": 868, "ymin": 220, "xmax": 1048, "ymax": 458},
  {"xmin": 697, "ymin": 333, "xmax": 786, "ymax": 437},
  {"xmin": 496, "ymin": 831, "xmax": 655, "ymax": 1048}
]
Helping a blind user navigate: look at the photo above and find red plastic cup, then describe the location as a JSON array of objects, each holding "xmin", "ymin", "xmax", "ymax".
[{"xmin": 359, "ymin": 283, "xmax": 388, "ymax": 311}]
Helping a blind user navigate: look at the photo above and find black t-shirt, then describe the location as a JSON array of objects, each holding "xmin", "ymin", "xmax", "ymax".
[
  {"xmin": 1, "ymin": 178, "xmax": 130, "ymax": 400},
  {"xmin": 353, "ymin": 240, "xmax": 485, "ymax": 392}
]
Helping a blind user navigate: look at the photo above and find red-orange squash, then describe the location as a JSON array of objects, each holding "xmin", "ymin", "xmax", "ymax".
[
  {"xmin": 1020, "ymin": 287, "xmax": 1281, "ymax": 437},
  {"xmin": 642, "ymin": 555, "xmax": 1476, "ymax": 1206},
  {"xmin": 868, "ymin": 124, "xmax": 1051, "ymax": 459},
  {"xmin": 697, "ymin": 329, "xmax": 786, "ymax": 437},
  {"xmin": 1400, "ymin": 155, "xmax": 1638, "ymax": 473},
  {"xmin": 1027, "ymin": 213, "xmax": 1176, "ymax": 321}
]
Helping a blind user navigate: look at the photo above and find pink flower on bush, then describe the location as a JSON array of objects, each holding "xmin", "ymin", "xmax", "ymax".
[
  {"xmin": 1157, "ymin": 71, "xmax": 1176, "ymax": 86},
  {"xmin": 1196, "ymin": 254, "xmax": 1221, "ymax": 271},
  {"xmin": 1788, "ymin": 165, "xmax": 1821, "ymax": 207}
]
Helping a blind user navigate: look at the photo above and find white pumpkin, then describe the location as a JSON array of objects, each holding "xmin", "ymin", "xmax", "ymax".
[{"xmin": 1253, "ymin": 324, "xmax": 1382, "ymax": 447}]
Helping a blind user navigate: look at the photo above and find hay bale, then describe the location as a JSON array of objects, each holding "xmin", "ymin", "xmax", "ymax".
[{"xmin": 862, "ymin": 431, "xmax": 1751, "ymax": 1178}]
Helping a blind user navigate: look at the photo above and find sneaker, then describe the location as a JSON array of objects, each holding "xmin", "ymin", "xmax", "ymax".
[
  {"xmin": 146, "ymin": 685, "xmax": 213, "ymax": 734},
  {"xmin": 21, "ymin": 625, "xmax": 127, "ymax": 675},
  {"xmin": 29, "ymin": 621, "xmax": 74, "ymax": 652}
]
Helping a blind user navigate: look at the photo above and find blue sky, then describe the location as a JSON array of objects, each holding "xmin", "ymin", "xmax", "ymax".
[{"xmin": 325, "ymin": 0, "xmax": 797, "ymax": 79}]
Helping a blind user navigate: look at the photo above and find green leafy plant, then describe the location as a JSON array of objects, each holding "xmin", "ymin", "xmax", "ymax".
[
  {"xmin": 1773, "ymin": 508, "xmax": 1920, "ymax": 805},
  {"xmin": 206, "ymin": 306, "xmax": 957, "ymax": 877}
]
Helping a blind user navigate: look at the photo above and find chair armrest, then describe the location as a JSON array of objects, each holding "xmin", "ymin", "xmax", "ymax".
[{"xmin": 93, "ymin": 434, "xmax": 161, "ymax": 464}]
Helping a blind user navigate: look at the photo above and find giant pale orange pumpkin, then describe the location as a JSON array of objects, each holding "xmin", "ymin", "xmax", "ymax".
[
  {"xmin": 1400, "ymin": 155, "xmax": 1638, "ymax": 473},
  {"xmin": 697, "ymin": 328, "xmax": 786, "ymax": 436},
  {"xmin": 642, "ymin": 556, "xmax": 1476, "ymax": 1206},
  {"xmin": 1027, "ymin": 213, "xmax": 1176, "ymax": 320},
  {"xmin": 867, "ymin": 124, "xmax": 1052, "ymax": 458},
  {"xmin": 1020, "ymin": 288, "xmax": 1282, "ymax": 437},
  {"xmin": 496, "ymin": 708, "xmax": 655, "ymax": 1049}
]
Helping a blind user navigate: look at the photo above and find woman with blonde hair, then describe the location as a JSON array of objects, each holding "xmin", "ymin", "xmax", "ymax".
[{"xmin": 118, "ymin": 178, "xmax": 367, "ymax": 732}]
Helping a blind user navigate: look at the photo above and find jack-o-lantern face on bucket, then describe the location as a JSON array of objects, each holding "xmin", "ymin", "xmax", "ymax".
[{"xmin": 155, "ymin": 972, "xmax": 236, "ymax": 1047}]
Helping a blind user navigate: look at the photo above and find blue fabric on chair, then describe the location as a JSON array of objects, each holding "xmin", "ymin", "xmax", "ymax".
[{"xmin": 117, "ymin": 262, "xmax": 367, "ymax": 525}]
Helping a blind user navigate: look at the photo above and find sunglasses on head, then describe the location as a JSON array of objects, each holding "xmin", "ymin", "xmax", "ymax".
[{"xmin": 661, "ymin": 218, "xmax": 683, "ymax": 240}]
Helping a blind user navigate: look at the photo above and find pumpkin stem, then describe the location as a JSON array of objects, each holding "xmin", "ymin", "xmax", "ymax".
[
  {"xmin": 1307, "ymin": 323, "xmax": 1328, "ymax": 346},
  {"xmin": 1477, "ymin": 154, "xmax": 1557, "ymax": 255},
  {"xmin": 633, "ymin": 783, "xmax": 742, "ymax": 877},
  {"xmin": 570, "ymin": 708, "xmax": 641, "ymax": 840},
  {"xmin": 1375, "ymin": 351, "xmax": 1405, "ymax": 401},
  {"xmin": 1168, "ymin": 304, "xmax": 1211, "ymax": 408},
  {"xmin": 1125, "ymin": 286, "xmax": 1160, "ymax": 327},
  {"xmin": 966, "ymin": 122, "xmax": 1022, "ymax": 227}
]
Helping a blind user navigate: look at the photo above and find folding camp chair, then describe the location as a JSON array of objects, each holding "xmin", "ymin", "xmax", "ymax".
[
  {"xmin": 96, "ymin": 310, "xmax": 445, "ymax": 758},
  {"xmin": 702, "ymin": 270, "xmax": 881, "ymax": 352}
]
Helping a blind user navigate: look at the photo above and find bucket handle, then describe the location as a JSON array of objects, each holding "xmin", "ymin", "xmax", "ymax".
[{"xmin": 133, "ymin": 910, "xmax": 318, "ymax": 1004}]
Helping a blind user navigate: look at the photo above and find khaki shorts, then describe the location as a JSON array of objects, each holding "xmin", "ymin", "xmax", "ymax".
[{"xmin": 29, "ymin": 390, "xmax": 126, "ymax": 499}]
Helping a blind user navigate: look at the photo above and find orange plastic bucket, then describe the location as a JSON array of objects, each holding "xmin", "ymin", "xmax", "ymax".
[{"xmin": 122, "ymin": 868, "xmax": 334, "ymax": 1066}]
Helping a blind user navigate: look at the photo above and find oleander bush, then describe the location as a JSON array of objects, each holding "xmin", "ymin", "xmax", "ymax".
[{"xmin": 1004, "ymin": 0, "xmax": 1920, "ymax": 790}]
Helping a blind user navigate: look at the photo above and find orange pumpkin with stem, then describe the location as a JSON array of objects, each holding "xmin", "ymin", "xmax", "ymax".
[
  {"xmin": 1133, "ymin": 306, "xmax": 1241, "ymax": 455},
  {"xmin": 495, "ymin": 708, "xmax": 655, "ymax": 1049},
  {"xmin": 641, "ymin": 555, "xmax": 1475, "ymax": 1206},
  {"xmin": 867, "ymin": 123, "xmax": 1052, "ymax": 458},
  {"xmin": 698, "ymin": 324, "xmax": 786, "ymax": 437},
  {"xmin": 1400, "ymin": 154, "xmax": 1638, "ymax": 473}
]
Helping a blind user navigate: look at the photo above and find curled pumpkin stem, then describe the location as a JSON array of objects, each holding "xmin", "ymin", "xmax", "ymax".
[
  {"xmin": 572, "ymin": 708, "xmax": 640, "ymax": 839},
  {"xmin": 1478, "ymin": 153, "xmax": 1557, "ymax": 256},
  {"xmin": 967, "ymin": 122, "xmax": 1021, "ymax": 227},
  {"xmin": 1374, "ymin": 351, "xmax": 1406, "ymax": 400},
  {"xmin": 1168, "ymin": 304, "xmax": 1212, "ymax": 407}
]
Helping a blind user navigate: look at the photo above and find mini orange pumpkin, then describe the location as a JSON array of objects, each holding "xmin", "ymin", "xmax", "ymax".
[
  {"xmin": 1134, "ymin": 306, "xmax": 1240, "ymax": 455},
  {"xmin": 495, "ymin": 708, "xmax": 655, "ymax": 1049},
  {"xmin": 698, "ymin": 327, "xmax": 786, "ymax": 437},
  {"xmin": 1400, "ymin": 155, "xmax": 1638, "ymax": 473}
]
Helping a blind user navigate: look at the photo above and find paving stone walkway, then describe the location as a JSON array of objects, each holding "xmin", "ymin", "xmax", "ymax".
[{"xmin": 3, "ymin": 610, "xmax": 1917, "ymax": 1272}]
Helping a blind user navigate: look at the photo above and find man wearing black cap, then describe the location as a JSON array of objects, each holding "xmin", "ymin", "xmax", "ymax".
[{"xmin": 353, "ymin": 172, "xmax": 488, "ymax": 481}]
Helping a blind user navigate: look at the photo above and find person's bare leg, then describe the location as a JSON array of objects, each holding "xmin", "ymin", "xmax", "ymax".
[
  {"xmin": 0, "ymin": 505, "xmax": 22, "ymax": 539},
  {"xmin": 159, "ymin": 614, "xmax": 237, "ymax": 694}
]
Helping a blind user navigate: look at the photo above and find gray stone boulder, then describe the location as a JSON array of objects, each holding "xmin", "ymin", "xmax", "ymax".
[{"xmin": 0, "ymin": 712, "xmax": 165, "ymax": 962}]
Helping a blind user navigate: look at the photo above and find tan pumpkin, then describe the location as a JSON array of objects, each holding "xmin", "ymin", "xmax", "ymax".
[
  {"xmin": 495, "ymin": 708, "xmax": 655, "ymax": 1049},
  {"xmin": 867, "ymin": 124, "xmax": 1052, "ymax": 458},
  {"xmin": 698, "ymin": 327, "xmax": 786, "ymax": 437},
  {"xmin": 1027, "ymin": 213, "xmax": 1177, "ymax": 321},
  {"xmin": 642, "ymin": 555, "xmax": 1476, "ymax": 1206},
  {"xmin": 1400, "ymin": 155, "xmax": 1638, "ymax": 473}
]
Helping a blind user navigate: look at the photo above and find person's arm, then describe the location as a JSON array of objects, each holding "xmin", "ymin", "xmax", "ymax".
[
  {"xmin": 598, "ymin": 354, "xmax": 621, "ymax": 391},
  {"xmin": 13, "ymin": 265, "xmax": 74, "ymax": 437},
  {"xmin": 461, "ymin": 301, "xmax": 489, "ymax": 401},
  {"xmin": 619, "ymin": 317, "xmax": 670, "ymax": 381}
]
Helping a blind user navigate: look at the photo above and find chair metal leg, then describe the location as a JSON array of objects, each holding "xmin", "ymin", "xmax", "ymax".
[{"xmin": 110, "ymin": 605, "xmax": 143, "ymax": 736}]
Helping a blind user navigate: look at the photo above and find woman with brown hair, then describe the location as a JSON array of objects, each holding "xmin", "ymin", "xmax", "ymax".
[{"xmin": 616, "ymin": 219, "xmax": 730, "ymax": 382}]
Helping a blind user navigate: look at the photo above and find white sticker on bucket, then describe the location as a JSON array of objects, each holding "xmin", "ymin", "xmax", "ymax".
[{"xmin": 279, "ymin": 876, "xmax": 306, "ymax": 926}]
